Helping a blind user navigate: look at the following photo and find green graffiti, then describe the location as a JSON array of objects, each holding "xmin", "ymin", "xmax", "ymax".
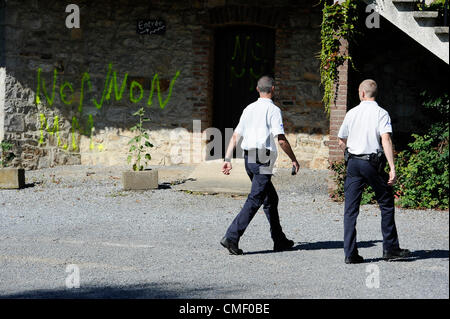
[
  {"xmin": 71, "ymin": 116, "xmax": 79, "ymax": 151},
  {"xmin": 93, "ymin": 63, "xmax": 113, "ymax": 110},
  {"xmin": 147, "ymin": 70, "xmax": 181, "ymax": 109},
  {"xmin": 60, "ymin": 81, "xmax": 74, "ymax": 105},
  {"xmin": 36, "ymin": 63, "xmax": 180, "ymax": 112},
  {"xmin": 35, "ymin": 63, "xmax": 181, "ymax": 153},
  {"xmin": 36, "ymin": 68, "xmax": 58, "ymax": 106},
  {"xmin": 39, "ymin": 113, "xmax": 46, "ymax": 145},
  {"xmin": 49, "ymin": 116, "xmax": 61, "ymax": 146},
  {"xmin": 87, "ymin": 114, "xmax": 94, "ymax": 150},
  {"xmin": 106, "ymin": 71, "xmax": 128, "ymax": 101},
  {"xmin": 251, "ymin": 42, "xmax": 263, "ymax": 61},
  {"xmin": 39, "ymin": 112, "xmax": 87, "ymax": 151},
  {"xmin": 229, "ymin": 35, "xmax": 270, "ymax": 90},
  {"xmin": 232, "ymin": 35, "xmax": 250, "ymax": 63},
  {"xmin": 78, "ymin": 72, "xmax": 93, "ymax": 113},
  {"xmin": 38, "ymin": 113, "xmax": 61, "ymax": 146},
  {"xmin": 130, "ymin": 81, "xmax": 144, "ymax": 103}
]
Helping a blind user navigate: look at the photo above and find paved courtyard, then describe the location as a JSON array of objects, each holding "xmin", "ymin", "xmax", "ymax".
[{"xmin": 0, "ymin": 164, "xmax": 448, "ymax": 299}]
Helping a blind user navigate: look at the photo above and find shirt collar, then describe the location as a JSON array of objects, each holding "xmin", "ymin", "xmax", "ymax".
[{"xmin": 360, "ymin": 100, "xmax": 377, "ymax": 105}]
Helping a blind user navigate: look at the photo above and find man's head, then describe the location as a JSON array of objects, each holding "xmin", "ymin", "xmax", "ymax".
[
  {"xmin": 359, "ymin": 79, "xmax": 378, "ymax": 101},
  {"xmin": 257, "ymin": 76, "xmax": 275, "ymax": 97}
]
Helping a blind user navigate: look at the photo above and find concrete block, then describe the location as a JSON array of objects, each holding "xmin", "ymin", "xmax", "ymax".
[
  {"xmin": 0, "ymin": 168, "xmax": 25, "ymax": 189},
  {"xmin": 122, "ymin": 169, "xmax": 158, "ymax": 190}
]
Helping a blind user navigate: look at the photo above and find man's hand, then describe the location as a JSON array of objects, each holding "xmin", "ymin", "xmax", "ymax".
[
  {"xmin": 292, "ymin": 160, "xmax": 300, "ymax": 174},
  {"xmin": 381, "ymin": 133, "xmax": 396, "ymax": 186},
  {"xmin": 222, "ymin": 162, "xmax": 232, "ymax": 175},
  {"xmin": 387, "ymin": 170, "xmax": 397, "ymax": 186}
]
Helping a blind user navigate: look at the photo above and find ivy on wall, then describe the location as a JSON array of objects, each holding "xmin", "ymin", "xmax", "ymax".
[{"xmin": 319, "ymin": 0, "xmax": 358, "ymax": 114}]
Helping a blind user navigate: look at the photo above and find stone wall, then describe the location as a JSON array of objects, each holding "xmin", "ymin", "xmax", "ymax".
[{"xmin": 0, "ymin": 0, "xmax": 330, "ymax": 170}]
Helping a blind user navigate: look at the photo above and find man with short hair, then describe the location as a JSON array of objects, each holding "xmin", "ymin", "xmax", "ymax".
[
  {"xmin": 338, "ymin": 79, "xmax": 410, "ymax": 264},
  {"xmin": 220, "ymin": 76, "xmax": 299, "ymax": 255}
]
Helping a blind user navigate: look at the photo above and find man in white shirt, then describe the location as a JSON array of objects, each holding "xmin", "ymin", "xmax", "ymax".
[
  {"xmin": 338, "ymin": 79, "xmax": 410, "ymax": 264},
  {"xmin": 220, "ymin": 76, "xmax": 300, "ymax": 255}
]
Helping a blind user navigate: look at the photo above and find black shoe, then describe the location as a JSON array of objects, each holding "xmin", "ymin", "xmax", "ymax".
[
  {"xmin": 383, "ymin": 248, "xmax": 411, "ymax": 261},
  {"xmin": 345, "ymin": 255, "xmax": 364, "ymax": 264},
  {"xmin": 220, "ymin": 237, "xmax": 243, "ymax": 255},
  {"xmin": 273, "ymin": 239, "xmax": 295, "ymax": 252}
]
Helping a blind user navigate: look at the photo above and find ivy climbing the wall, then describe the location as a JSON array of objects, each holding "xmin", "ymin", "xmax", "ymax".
[{"xmin": 320, "ymin": 0, "xmax": 358, "ymax": 114}]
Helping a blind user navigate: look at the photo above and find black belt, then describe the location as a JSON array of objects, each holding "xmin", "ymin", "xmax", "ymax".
[{"xmin": 349, "ymin": 154, "xmax": 371, "ymax": 161}]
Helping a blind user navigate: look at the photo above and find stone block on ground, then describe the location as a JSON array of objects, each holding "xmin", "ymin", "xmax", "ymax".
[
  {"xmin": 0, "ymin": 168, "xmax": 25, "ymax": 189},
  {"xmin": 122, "ymin": 169, "xmax": 158, "ymax": 190}
]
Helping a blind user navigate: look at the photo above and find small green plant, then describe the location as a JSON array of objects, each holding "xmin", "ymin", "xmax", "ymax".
[
  {"xmin": 393, "ymin": 93, "xmax": 449, "ymax": 209},
  {"xmin": 329, "ymin": 159, "xmax": 376, "ymax": 205},
  {"xmin": 0, "ymin": 141, "xmax": 15, "ymax": 168},
  {"xmin": 127, "ymin": 107, "xmax": 154, "ymax": 171}
]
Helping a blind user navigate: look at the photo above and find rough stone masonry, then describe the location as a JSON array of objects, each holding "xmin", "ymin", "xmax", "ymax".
[{"xmin": 0, "ymin": 0, "xmax": 330, "ymax": 170}]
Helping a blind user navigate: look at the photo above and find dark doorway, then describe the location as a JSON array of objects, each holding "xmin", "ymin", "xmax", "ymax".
[{"xmin": 210, "ymin": 26, "xmax": 275, "ymax": 159}]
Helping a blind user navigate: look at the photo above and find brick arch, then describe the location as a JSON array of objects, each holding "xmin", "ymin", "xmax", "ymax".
[{"xmin": 207, "ymin": 5, "xmax": 288, "ymax": 28}]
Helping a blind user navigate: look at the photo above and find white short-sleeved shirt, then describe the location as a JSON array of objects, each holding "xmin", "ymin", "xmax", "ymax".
[
  {"xmin": 338, "ymin": 101, "xmax": 392, "ymax": 155},
  {"xmin": 234, "ymin": 98, "xmax": 285, "ymax": 152}
]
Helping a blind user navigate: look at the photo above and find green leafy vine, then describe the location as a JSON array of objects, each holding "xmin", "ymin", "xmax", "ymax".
[{"xmin": 320, "ymin": 0, "xmax": 358, "ymax": 114}]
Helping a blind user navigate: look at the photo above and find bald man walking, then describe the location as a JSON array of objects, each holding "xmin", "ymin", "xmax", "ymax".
[
  {"xmin": 220, "ymin": 76, "xmax": 299, "ymax": 255},
  {"xmin": 338, "ymin": 79, "xmax": 410, "ymax": 264}
]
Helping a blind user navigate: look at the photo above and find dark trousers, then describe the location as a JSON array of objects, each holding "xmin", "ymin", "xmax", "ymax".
[
  {"xmin": 344, "ymin": 158, "xmax": 400, "ymax": 257},
  {"xmin": 225, "ymin": 154, "xmax": 287, "ymax": 244}
]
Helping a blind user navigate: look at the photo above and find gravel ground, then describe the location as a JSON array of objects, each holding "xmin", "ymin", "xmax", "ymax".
[{"xmin": 0, "ymin": 164, "xmax": 448, "ymax": 299}]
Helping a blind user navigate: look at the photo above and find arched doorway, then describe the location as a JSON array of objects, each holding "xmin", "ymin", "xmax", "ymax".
[{"xmin": 210, "ymin": 26, "xmax": 275, "ymax": 159}]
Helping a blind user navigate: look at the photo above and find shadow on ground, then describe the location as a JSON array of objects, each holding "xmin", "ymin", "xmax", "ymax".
[
  {"xmin": 0, "ymin": 283, "xmax": 240, "ymax": 299},
  {"xmin": 365, "ymin": 249, "xmax": 450, "ymax": 263},
  {"xmin": 244, "ymin": 240, "xmax": 382, "ymax": 255},
  {"xmin": 244, "ymin": 241, "xmax": 449, "ymax": 264},
  {"xmin": 22, "ymin": 182, "xmax": 39, "ymax": 189}
]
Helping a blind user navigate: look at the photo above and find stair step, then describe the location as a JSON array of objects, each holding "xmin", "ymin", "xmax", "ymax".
[
  {"xmin": 435, "ymin": 26, "xmax": 449, "ymax": 34},
  {"xmin": 413, "ymin": 11, "xmax": 439, "ymax": 19},
  {"xmin": 392, "ymin": 0, "xmax": 417, "ymax": 12},
  {"xmin": 392, "ymin": 0, "xmax": 417, "ymax": 3},
  {"xmin": 392, "ymin": 0, "xmax": 418, "ymax": 9}
]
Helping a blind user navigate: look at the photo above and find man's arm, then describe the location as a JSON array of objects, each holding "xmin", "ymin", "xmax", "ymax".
[
  {"xmin": 222, "ymin": 132, "xmax": 240, "ymax": 175},
  {"xmin": 381, "ymin": 133, "xmax": 396, "ymax": 186},
  {"xmin": 278, "ymin": 134, "xmax": 299, "ymax": 173},
  {"xmin": 338, "ymin": 138, "xmax": 347, "ymax": 151}
]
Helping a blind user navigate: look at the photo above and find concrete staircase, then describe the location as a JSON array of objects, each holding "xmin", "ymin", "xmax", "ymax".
[{"xmin": 364, "ymin": 0, "xmax": 449, "ymax": 64}]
